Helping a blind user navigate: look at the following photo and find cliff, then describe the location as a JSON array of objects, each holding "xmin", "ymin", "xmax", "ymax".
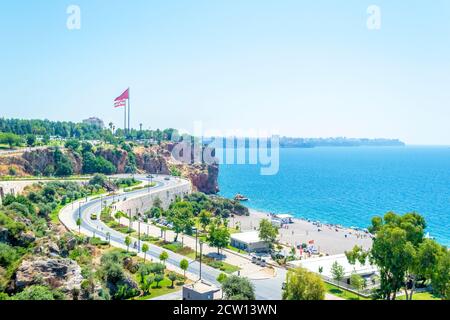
[{"xmin": 0, "ymin": 143, "xmax": 219, "ymax": 194}]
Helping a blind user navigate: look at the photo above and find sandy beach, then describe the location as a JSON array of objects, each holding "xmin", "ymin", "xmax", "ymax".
[{"xmin": 232, "ymin": 209, "xmax": 373, "ymax": 256}]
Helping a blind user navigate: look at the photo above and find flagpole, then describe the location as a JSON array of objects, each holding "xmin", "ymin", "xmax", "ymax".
[
  {"xmin": 124, "ymin": 99, "xmax": 127, "ymax": 135},
  {"xmin": 128, "ymin": 87, "xmax": 131, "ymax": 136}
]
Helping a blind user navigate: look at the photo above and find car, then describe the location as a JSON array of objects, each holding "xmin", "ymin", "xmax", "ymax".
[
  {"xmin": 164, "ymin": 177, "xmax": 170, "ymax": 181},
  {"xmin": 252, "ymin": 256, "xmax": 257, "ymax": 263},
  {"xmin": 146, "ymin": 175, "xmax": 154, "ymax": 179}
]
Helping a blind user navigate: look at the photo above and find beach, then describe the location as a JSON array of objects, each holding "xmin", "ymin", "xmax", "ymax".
[{"xmin": 232, "ymin": 209, "xmax": 373, "ymax": 256}]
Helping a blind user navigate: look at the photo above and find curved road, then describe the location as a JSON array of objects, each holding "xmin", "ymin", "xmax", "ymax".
[{"xmin": 59, "ymin": 174, "xmax": 285, "ymax": 300}]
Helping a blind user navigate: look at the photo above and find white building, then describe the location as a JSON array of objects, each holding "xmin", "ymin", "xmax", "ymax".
[
  {"xmin": 287, "ymin": 254, "xmax": 378, "ymax": 281},
  {"xmin": 230, "ymin": 231, "xmax": 269, "ymax": 252},
  {"xmin": 83, "ymin": 117, "xmax": 104, "ymax": 128}
]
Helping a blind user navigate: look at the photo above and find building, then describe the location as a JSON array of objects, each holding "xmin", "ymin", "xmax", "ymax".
[
  {"xmin": 287, "ymin": 254, "xmax": 378, "ymax": 283},
  {"xmin": 230, "ymin": 231, "xmax": 269, "ymax": 252},
  {"xmin": 274, "ymin": 214, "xmax": 294, "ymax": 224},
  {"xmin": 82, "ymin": 117, "xmax": 104, "ymax": 128},
  {"xmin": 182, "ymin": 281, "xmax": 222, "ymax": 300}
]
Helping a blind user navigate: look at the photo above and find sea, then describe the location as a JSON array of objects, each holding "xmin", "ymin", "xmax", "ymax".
[{"xmin": 218, "ymin": 146, "xmax": 450, "ymax": 246}]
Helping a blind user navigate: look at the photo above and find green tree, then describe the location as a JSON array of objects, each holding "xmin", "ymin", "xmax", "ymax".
[
  {"xmin": 26, "ymin": 135, "xmax": 36, "ymax": 147},
  {"xmin": 167, "ymin": 201, "xmax": 194, "ymax": 242},
  {"xmin": 217, "ymin": 273, "xmax": 228, "ymax": 284},
  {"xmin": 124, "ymin": 236, "xmax": 131, "ymax": 252},
  {"xmin": 154, "ymin": 273, "xmax": 164, "ymax": 288},
  {"xmin": 168, "ymin": 272, "xmax": 177, "ymax": 288},
  {"xmin": 140, "ymin": 274, "xmax": 155, "ymax": 295},
  {"xmin": 0, "ymin": 132, "xmax": 22, "ymax": 149},
  {"xmin": 431, "ymin": 246, "xmax": 450, "ymax": 300},
  {"xmin": 76, "ymin": 217, "xmax": 82, "ymax": 233},
  {"xmin": 282, "ymin": 267, "xmax": 325, "ymax": 300},
  {"xmin": 142, "ymin": 243, "xmax": 149, "ymax": 262},
  {"xmin": 159, "ymin": 251, "xmax": 169, "ymax": 265},
  {"xmin": 180, "ymin": 259, "xmax": 189, "ymax": 279},
  {"xmin": 331, "ymin": 261, "xmax": 345, "ymax": 288},
  {"xmin": 349, "ymin": 273, "xmax": 365, "ymax": 295},
  {"xmin": 222, "ymin": 275, "xmax": 255, "ymax": 300},
  {"xmin": 206, "ymin": 221, "xmax": 230, "ymax": 254},
  {"xmin": 258, "ymin": 218, "xmax": 278, "ymax": 248},
  {"xmin": 198, "ymin": 209, "xmax": 212, "ymax": 231},
  {"xmin": 368, "ymin": 212, "xmax": 429, "ymax": 300}
]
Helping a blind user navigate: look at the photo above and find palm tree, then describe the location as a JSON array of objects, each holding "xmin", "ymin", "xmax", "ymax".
[
  {"xmin": 142, "ymin": 243, "xmax": 149, "ymax": 262},
  {"xmin": 125, "ymin": 236, "xmax": 131, "ymax": 252}
]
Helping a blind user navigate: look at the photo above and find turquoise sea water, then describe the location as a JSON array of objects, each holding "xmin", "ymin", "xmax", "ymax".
[{"xmin": 218, "ymin": 146, "xmax": 450, "ymax": 246}]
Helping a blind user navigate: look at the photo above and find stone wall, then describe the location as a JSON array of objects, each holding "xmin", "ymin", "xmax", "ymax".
[{"xmin": 113, "ymin": 180, "xmax": 192, "ymax": 217}]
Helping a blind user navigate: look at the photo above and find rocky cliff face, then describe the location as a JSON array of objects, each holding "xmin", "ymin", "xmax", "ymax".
[
  {"xmin": 14, "ymin": 257, "xmax": 83, "ymax": 294},
  {"xmin": 0, "ymin": 143, "xmax": 220, "ymax": 194}
]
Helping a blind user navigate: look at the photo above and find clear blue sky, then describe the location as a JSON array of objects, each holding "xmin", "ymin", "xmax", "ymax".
[{"xmin": 1, "ymin": 1, "xmax": 449, "ymax": 144}]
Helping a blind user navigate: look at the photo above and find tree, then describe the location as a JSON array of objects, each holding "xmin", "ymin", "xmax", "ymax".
[
  {"xmin": 331, "ymin": 261, "xmax": 345, "ymax": 288},
  {"xmin": 350, "ymin": 273, "xmax": 365, "ymax": 295},
  {"xmin": 282, "ymin": 267, "xmax": 325, "ymax": 300},
  {"xmin": 154, "ymin": 273, "xmax": 164, "ymax": 288},
  {"xmin": 198, "ymin": 210, "xmax": 212, "ymax": 231},
  {"xmin": 140, "ymin": 274, "xmax": 155, "ymax": 295},
  {"xmin": 159, "ymin": 251, "xmax": 169, "ymax": 265},
  {"xmin": 167, "ymin": 201, "xmax": 194, "ymax": 242},
  {"xmin": 76, "ymin": 217, "xmax": 82, "ymax": 233},
  {"xmin": 222, "ymin": 275, "xmax": 255, "ymax": 300},
  {"xmin": 206, "ymin": 221, "xmax": 230, "ymax": 254},
  {"xmin": 142, "ymin": 243, "xmax": 149, "ymax": 262},
  {"xmin": 431, "ymin": 247, "xmax": 450, "ymax": 300},
  {"xmin": 217, "ymin": 273, "xmax": 228, "ymax": 284},
  {"xmin": 180, "ymin": 259, "xmax": 189, "ymax": 279},
  {"xmin": 0, "ymin": 132, "xmax": 22, "ymax": 149},
  {"xmin": 168, "ymin": 272, "xmax": 177, "ymax": 288},
  {"xmin": 368, "ymin": 212, "xmax": 429, "ymax": 300},
  {"xmin": 258, "ymin": 218, "xmax": 278, "ymax": 248},
  {"xmin": 26, "ymin": 135, "xmax": 36, "ymax": 147},
  {"xmin": 124, "ymin": 236, "xmax": 131, "ymax": 252}
]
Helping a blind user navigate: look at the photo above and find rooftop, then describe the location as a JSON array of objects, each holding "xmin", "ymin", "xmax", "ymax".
[
  {"xmin": 230, "ymin": 231, "xmax": 263, "ymax": 244},
  {"xmin": 287, "ymin": 254, "xmax": 378, "ymax": 278},
  {"xmin": 184, "ymin": 281, "xmax": 220, "ymax": 294}
]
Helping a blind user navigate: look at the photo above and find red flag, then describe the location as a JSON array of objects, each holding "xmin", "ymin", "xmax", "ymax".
[{"xmin": 114, "ymin": 88, "xmax": 129, "ymax": 101}]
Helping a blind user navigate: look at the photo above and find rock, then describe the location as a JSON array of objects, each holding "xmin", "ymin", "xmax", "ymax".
[
  {"xmin": 66, "ymin": 237, "xmax": 77, "ymax": 251},
  {"xmin": 17, "ymin": 231, "xmax": 36, "ymax": 247},
  {"xmin": 15, "ymin": 257, "xmax": 83, "ymax": 293},
  {"xmin": 0, "ymin": 227, "xmax": 8, "ymax": 242}
]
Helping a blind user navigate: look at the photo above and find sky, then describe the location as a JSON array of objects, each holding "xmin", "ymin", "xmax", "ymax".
[{"xmin": 0, "ymin": 0, "xmax": 450, "ymax": 145}]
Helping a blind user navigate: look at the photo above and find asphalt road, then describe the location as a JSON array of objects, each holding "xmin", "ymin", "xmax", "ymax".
[{"xmin": 60, "ymin": 174, "xmax": 285, "ymax": 300}]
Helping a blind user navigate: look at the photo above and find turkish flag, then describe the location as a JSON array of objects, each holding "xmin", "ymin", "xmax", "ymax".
[{"xmin": 114, "ymin": 88, "xmax": 129, "ymax": 101}]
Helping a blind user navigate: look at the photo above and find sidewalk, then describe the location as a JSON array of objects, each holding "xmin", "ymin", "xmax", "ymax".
[{"xmin": 120, "ymin": 217, "xmax": 273, "ymax": 280}]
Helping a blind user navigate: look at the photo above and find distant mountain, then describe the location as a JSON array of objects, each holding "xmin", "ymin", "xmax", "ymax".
[
  {"xmin": 203, "ymin": 137, "xmax": 405, "ymax": 148},
  {"xmin": 279, "ymin": 137, "xmax": 406, "ymax": 148}
]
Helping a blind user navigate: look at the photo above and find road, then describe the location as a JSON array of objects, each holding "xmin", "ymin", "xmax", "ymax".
[{"xmin": 59, "ymin": 174, "xmax": 285, "ymax": 300}]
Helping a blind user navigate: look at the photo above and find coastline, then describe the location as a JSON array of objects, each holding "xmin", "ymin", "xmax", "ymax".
[{"xmin": 231, "ymin": 207, "xmax": 373, "ymax": 256}]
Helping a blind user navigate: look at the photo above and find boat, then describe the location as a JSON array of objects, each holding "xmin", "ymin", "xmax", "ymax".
[{"xmin": 234, "ymin": 194, "xmax": 249, "ymax": 201}]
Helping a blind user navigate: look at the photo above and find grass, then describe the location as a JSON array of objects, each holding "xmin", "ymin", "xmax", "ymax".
[
  {"xmin": 397, "ymin": 292, "xmax": 441, "ymax": 300},
  {"xmin": 324, "ymin": 283, "xmax": 369, "ymax": 300},
  {"xmin": 131, "ymin": 276, "xmax": 185, "ymax": 300}
]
